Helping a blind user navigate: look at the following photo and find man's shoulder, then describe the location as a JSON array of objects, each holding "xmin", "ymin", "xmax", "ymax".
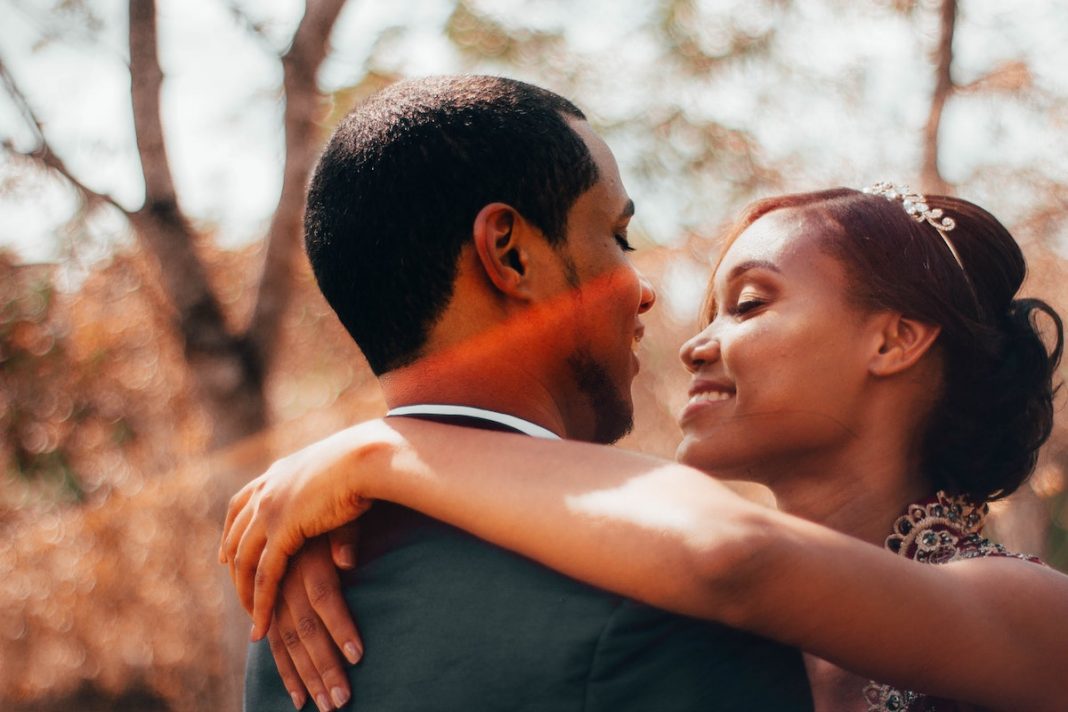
[
  {"xmin": 246, "ymin": 505, "xmax": 812, "ymax": 711},
  {"xmin": 347, "ymin": 505, "xmax": 813, "ymax": 710},
  {"xmin": 586, "ymin": 600, "xmax": 814, "ymax": 711},
  {"xmin": 348, "ymin": 502, "xmax": 626, "ymax": 632}
]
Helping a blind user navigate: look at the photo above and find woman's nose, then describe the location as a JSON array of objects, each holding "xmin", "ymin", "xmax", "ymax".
[{"xmin": 680, "ymin": 327, "xmax": 720, "ymax": 373}]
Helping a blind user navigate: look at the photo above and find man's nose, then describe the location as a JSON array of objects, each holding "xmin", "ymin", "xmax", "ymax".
[{"xmin": 637, "ymin": 272, "xmax": 656, "ymax": 315}]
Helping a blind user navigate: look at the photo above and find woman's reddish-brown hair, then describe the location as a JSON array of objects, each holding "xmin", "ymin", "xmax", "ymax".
[{"xmin": 704, "ymin": 188, "xmax": 1063, "ymax": 502}]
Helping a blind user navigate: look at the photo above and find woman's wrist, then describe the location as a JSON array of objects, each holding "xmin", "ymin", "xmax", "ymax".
[{"xmin": 343, "ymin": 417, "xmax": 421, "ymax": 506}]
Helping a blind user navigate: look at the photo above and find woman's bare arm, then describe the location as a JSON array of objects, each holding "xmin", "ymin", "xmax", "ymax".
[{"xmin": 221, "ymin": 417, "xmax": 1068, "ymax": 711}]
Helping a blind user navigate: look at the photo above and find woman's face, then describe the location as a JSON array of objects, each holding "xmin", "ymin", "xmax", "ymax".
[{"xmin": 676, "ymin": 208, "xmax": 884, "ymax": 479}]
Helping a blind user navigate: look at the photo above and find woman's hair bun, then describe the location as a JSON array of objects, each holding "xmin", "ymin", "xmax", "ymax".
[{"xmin": 929, "ymin": 297, "xmax": 1064, "ymax": 500}]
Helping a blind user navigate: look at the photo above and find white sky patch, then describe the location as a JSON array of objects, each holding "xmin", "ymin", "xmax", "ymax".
[
  {"xmin": 662, "ymin": 255, "xmax": 712, "ymax": 325},
  {"xmin": 1, "ymin": 0, "xmax": 1067, "ymax": 262}
]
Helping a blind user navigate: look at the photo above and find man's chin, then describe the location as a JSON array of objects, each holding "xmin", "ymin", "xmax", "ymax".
[
  {"xmin": 597, "ymin": 410, "xmax": 633, "ymax": 445},
  {"xmin": 566, "ymin": 350, "xmax": 634, "ymax": 444}
]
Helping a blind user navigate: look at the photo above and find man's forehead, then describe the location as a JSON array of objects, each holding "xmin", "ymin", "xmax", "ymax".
[{"xmin": 565, "ymin": 117, "xmax": 632, "ymax": 219}]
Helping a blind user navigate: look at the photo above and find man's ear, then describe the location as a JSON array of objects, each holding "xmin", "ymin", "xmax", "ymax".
[
  {"xmin": 472, "ymin": 202, "xmax": 533, "ymax": 298},
  {"xmin": 869, "ymin": 312, "xmax": 942, "ymax": 377}
]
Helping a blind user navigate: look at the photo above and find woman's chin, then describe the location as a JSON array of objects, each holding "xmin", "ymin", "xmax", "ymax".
[
  {"xmin": 676, "ymin": 436, "xmax": 757, "ymax": 481},
  {"xmin": 676, "ymin": 436, "xmax": 718, "ymax": 470}
]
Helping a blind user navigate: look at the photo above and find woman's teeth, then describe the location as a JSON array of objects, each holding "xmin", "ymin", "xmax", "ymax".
[{"xmin": 689, "ymin": 391, "xmax": 733, "ymax": 404}]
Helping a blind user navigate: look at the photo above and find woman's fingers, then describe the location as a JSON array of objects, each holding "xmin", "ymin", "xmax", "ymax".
[
  {"xmin": 304, "ymin": 536, "xmax": 363, "ymax": 663},
  {"xmin": 269, "ymin": 550, "xmax": 353, "ymax": 710},
  {"xmin": 220, "ymin": 482, "xmax": 257, "ymax": 562},
  {"xmin": 251, "ymin": 536, "xmax": 298, "ymax": 640},
  {"xmin": 329, "ymin": 522, "xmax": 360, "ymax": 570},
  {"xmin": 272, "ymin": 595, "xmax": 338, "ymax": 712},
  {"xmin": 265, "ymin": 619, "xmax": 309, "ymax": 711},
  {"xmin": 224, "ymin": 502, "xmax": 256, "ymax": 584},
  {"xmin": 234, "ymin": 517, "xmax": 271, "ymax": 619},
  {"xmin": 227, "ymin": 503, "xmax": 259, "ymax": 615}
]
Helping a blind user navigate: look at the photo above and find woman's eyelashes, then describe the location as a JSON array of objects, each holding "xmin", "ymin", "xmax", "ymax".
[{"xmin": 728, "ymin": 292, "xmax": 769, "ymax": 317}]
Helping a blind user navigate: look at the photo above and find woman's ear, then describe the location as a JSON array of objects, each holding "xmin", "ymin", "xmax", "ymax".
[
  {"xmin": 869, "ymin": 313, "xmax": 942, "ymax": 377},
  {"xmin": 472, "ymin": 203, "xmax": 531, "ymax": 298}
]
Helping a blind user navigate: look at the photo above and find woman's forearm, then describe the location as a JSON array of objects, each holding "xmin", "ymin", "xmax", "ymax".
[
  {"xmin": 351, "ymin": 417, "xmax": 1068, "ymax": 710},
  {"xmin": 358, "ymin": 417, "xmax": 765, "ymax": 619}
]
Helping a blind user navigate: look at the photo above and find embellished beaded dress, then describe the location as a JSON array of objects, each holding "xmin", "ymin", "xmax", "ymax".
[{"xmin": 863, "ymin": 492, "xmax": 1043, "ymax": 712}]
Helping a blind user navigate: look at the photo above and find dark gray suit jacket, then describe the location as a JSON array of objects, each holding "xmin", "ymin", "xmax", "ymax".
[{"xmin": 245, "ymin": 420, "xmax": 813, "ymax": 711}]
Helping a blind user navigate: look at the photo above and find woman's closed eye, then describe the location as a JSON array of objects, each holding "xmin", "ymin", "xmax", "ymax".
[
  {"xmin": 614, "ymin": 232, "xmax": 635, "ymax": 252},
  {"xmin": 730, "ymin": 296, "xmax": 767, "ymax": 317}
]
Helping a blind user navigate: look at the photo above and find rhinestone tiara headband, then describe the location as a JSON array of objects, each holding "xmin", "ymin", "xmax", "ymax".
[{"xmin": 861, "ymin": 182, "xmax": 964, "ymax": 272}]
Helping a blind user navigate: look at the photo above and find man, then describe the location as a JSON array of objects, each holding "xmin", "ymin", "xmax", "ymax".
[{"xmin": 239, "ymin": 76, "xmax": 812, "ymax": 711}]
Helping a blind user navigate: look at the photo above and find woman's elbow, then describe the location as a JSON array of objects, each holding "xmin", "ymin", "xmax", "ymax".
[{"xmin": 683, "ymin": 503, "xmax": 782, "ymax": 629}]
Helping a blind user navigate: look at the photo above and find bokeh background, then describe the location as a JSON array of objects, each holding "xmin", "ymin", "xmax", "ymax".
[{"xmin": 2, "ymin": 1, "xmax": 1067, "ymax": 709}]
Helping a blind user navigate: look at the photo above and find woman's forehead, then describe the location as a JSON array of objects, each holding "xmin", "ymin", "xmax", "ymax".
[{"xmin": 715, "ymin": 209, "xmax": 821, "ymax": 280}]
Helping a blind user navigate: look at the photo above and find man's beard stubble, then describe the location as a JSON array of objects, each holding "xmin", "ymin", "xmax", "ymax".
[{"xmin": 566, "ymin": 349, "xmax": 633, "ymax": 444}]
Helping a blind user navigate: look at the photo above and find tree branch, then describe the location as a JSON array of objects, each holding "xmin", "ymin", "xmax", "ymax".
[
  {"xmin": 3, "ymin": 140, "xmax": 129, "ymax": 216},
  {"xmin": 0, "ymin": 54, "xmax": 46, "ymax": 142},
  {"xmin": 222, "ymin": 0, "xmax": 281, "ymax": 55},
  {"xmin": 245, "ymin": 0, "xmax": 349, "ymax": 366},
  {"xmin": 129, "ymin": 0, "xmax": 180, "ymax": 209},
  {"xmin": 956, "ymin": 60, "xmax": 1032, "ymax": 95},
  {"xmin": 0, "ymin": 53, "xmax": 129, "ymax": 215},
  {"xmin": 126, "ymin": 0, "xmax": 268, "ymax": 446},
  {"xmin": 920, "ymin": 0, "xmax": 956, "ymax": 195}
]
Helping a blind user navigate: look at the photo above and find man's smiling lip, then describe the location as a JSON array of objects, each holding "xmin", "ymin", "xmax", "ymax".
[{"xmin": 631, "ymin": 324, "xmax": 645, "ymax": 375}]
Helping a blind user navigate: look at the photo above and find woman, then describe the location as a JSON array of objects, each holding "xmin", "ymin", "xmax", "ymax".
[{"xmin": 223, "ymin": 186, "xmax": 1067, "ymax": 711}]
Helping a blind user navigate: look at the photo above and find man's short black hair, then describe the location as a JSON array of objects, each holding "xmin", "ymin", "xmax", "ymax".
[{"xmin": 304, "ymin": 75, "xmax": 600, "ymax": 374}]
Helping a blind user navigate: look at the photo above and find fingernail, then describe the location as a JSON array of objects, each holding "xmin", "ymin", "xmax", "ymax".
[
  {"xmin": 343, "ymin": 641, "xmax": 362, "ymax": 664},
  {"xmin": 315, "ymin": 693, "xmax": 332, "ymax": 711},
  {"xmin": 331, "ymin": 686, "xmax": 350, "ymax": 708},
  {"xmin": 290, "ymin": 691, "xmax": 305, "ymax": 710},
  {"xmin": 337, "ymin": 545, "xmax": 355, "ymax": 568}
]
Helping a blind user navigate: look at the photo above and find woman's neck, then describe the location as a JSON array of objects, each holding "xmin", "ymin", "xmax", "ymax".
[{"xmin": 760, "ymin": 445, "xmax": 930, "ymax": 547}]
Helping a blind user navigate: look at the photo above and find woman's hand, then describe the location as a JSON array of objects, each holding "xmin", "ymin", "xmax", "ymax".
[
  {"xmin": 267, "ymin": 530, "xmax": 362, "ymax": 712},
  {"xmin": 219, "ymin": 419, "xmax": 405, "ymax": 639}
]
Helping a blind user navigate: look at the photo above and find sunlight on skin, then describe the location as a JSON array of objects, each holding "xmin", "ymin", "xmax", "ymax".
[
  {"xmin": 565, "ymin": 469, "xmax": 712, "ymax": 535},
  {"xmin": 384, "ymin": 264, "xmax": 643, "ymax": 384}
]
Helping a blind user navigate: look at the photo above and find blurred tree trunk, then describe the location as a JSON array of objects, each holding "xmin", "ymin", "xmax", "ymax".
[
  {"xmin": 4, "ymin": 0, "xmax": 348, "ymax": 450},
  {"xmin": 920, "ymin": 0, "xmax": 956, "ymax": 194},
  {"xmin": 917, "ymin": 0, "xmax": 1056, "ymax": 558},
  {"xmin": 125, "ymin": 0, "xmax": 348, "ymax": 449},
  {"xmin": 126, "ymin": 5, "xmax": 348, "ymax": 704}
]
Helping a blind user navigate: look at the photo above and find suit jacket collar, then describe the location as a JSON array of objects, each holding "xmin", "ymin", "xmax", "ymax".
[{"xmin": 386, "ymin": 404, "xmax": 561, "ymax": 440}]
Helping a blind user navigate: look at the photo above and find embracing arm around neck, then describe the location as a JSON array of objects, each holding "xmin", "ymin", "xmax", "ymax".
[{"xmin": 222, "ymin": 416, "xmax": 1068, "ymax": 712}]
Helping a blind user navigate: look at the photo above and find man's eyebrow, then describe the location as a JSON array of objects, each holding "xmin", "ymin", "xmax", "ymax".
[
  {"xmin": 726, "ymin": 259, "xmax": 781, "ymax": 281},
  {"xmin": 617, "ymin": 199, "xmax": 635, "ymax": 221}
]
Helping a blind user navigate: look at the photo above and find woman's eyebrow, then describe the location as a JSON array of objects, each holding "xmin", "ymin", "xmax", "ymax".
[{"xmin": 726, "ymin": 259, "xmax": 781, "ymax": 282}]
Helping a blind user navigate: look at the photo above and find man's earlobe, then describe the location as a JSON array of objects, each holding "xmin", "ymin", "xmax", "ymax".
[
  {"xmin": 870, "ymin": 313, "xmax": 942, "ymax": 377},
  {"xmin": 473, "ymin": 203, "xmax": 530, "ymax": 296}
]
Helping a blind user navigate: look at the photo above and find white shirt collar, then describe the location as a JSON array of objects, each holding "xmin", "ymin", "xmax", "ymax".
[{"xmin": 385, "ymin": 404, "xmax": 562, "ymax": 440}]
